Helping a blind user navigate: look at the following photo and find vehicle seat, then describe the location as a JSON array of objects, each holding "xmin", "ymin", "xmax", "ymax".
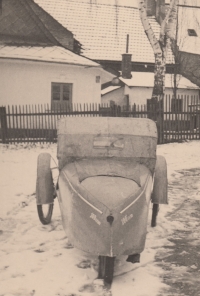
[{"xmin": 61, "ymin": 158, "xmax": 151, "ymax": 209}]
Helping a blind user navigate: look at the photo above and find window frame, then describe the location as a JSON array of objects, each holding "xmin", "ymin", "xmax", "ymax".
[
  {"xmin": 187, "ymin": 29, "xmax": 197, "ymax": 37},
  {"xmin": 51, "ymin": 82, "xmax": 73, "ymax": 110}
]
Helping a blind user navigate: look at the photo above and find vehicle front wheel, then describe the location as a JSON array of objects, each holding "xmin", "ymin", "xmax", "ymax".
[{"xmin": 36, "ymin": 153, "xmax": 55, "ymax": 225}]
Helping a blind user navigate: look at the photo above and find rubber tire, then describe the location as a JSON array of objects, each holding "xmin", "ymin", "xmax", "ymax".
[
  {"xmin": 151, "ymin": 155, "xmax": 168, "ymax": 205},
  {"xmin": 37, "ymin": 204, "xmax": 54, "ymax": 225},
  {"xmin": 98, "ymin": 256, "xmax": 115, "ymax": 287},
  {"xmin": 36, "ymin": 153, "xmax": 54, "ymax": 225},
  {"xmin": 151, "ymin": 203, "xmax": 159, "ymax": 227}
]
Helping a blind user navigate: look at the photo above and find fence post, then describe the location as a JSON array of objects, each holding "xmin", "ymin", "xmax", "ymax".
[
  {"xmin": 110, "ymin": 104, "xmax": 116, "ymax": 117},
  {"xmin": 0, "ymin": 107, "xmax": 7, "ymax": 144},
  {"xmin": 147, "ymin": 97, "xmax": 164, "ymax": 144}
]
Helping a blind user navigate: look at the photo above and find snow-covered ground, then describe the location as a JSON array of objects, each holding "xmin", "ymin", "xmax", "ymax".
[{"xmin": 1, "ymin": 140, "xmax": 200, "ymax": 296}]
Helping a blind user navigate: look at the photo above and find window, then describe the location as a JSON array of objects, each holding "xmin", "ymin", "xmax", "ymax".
[
  {"xmin": 171, "ymin": 98, "xmax": 183, "ymax": 113},
  {"xmin": 51, "ymin": 82, "xmax": 72, "ymax": 110},
  {"xmin": 188, "ymin": 29, "xmax": 197, "ymax": 37}
]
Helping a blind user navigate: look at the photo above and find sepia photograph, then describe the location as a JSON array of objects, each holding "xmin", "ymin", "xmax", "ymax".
[{"xmin": 0, "ymin": 0, "xmax": 200, "ymax": 295}]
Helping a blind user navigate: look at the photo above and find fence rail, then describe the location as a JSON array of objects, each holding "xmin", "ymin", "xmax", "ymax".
[{"xmin": 1, "ymin": 95, "xmax": 200, "ymax": 145}]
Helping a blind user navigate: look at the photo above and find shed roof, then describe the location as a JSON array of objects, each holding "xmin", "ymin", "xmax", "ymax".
[
  {"xmin": 101, "ymin": 86, "xmax": 122, "ymax": 95},
  {"xmin": 119, "ymin": 72, "xmax": 199, "ymax": 89},
  {"xmin": 34, "ymin": 0, "xmax": 174, "ymax": 64},
  {"xmin": 0, "ymin": 45, "xmax": 100, "ymax": 67}
]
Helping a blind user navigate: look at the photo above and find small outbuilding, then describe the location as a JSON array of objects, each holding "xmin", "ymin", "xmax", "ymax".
[{"xmin": 101, "ymin": 72, "xmax": 199, "ymax": 109}]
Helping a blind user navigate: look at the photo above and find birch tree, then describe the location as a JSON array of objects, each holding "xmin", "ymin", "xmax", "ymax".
[{"xmin": 138, "ymin": 0, "xmax": 179, "ymax": 100}]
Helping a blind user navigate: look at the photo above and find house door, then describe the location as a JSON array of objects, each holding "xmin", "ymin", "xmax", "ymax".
[{"xmin": 51, "ymin": 82, "xmax": 73, "ymax": 111}]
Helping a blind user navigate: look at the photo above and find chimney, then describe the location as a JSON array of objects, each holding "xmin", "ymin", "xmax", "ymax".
[
  {"xmin": 156, "ymin": 0, "xmax": 165, "ymax": 25},
  {"xmin": 145, "ymin": 0, "xmax": 156, "ymax": 17},
  {"xmin": 121, "ymin": 35, "xmax": 132, "ymax": 79}
]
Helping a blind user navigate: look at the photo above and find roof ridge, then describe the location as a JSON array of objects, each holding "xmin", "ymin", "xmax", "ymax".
[
  {"xmin": 178, "ymin": 4, "xmax": 200, "ymax": 9},
  {"xmin": 57, "ymin": 0, "xmax": 138, "ymax": 10},
  {"xmin": 18, "ymin": 0, "xmax": 60, "ymax": 46},
  {"xmin": 34, "ymin": 0, "xmax": 174, "ymax": 64}
]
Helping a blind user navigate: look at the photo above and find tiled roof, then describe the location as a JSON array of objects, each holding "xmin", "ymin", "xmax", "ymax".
[
  {"xmin": 34, "ymin": 0, "xmax": 174, "ymax": 64},
  {"xmin": 0, "ymin": 0, "xmax": 75, "ymax": 51},
  {"xmin": 120, "ymin": 72, "xmax": 199, "ymax": 89},
  {"xmin": 0, "ymin": 45, "xmax": 100, "ymax": 67}
]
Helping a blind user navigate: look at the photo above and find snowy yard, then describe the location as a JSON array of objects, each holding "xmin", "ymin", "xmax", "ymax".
[{"xmin": 1, "ymin": 141, "xmax": 200, "ymax": 296}]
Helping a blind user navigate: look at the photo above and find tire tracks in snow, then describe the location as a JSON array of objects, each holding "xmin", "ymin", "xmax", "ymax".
[{"xmin": 156, "ymin": 168, "xmax": 200, "ymax": 296}]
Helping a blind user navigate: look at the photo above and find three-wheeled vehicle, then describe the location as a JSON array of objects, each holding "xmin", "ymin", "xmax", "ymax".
[{"xmin": 36, "ymin": 117, "xmax": 167, "ymax": 288}]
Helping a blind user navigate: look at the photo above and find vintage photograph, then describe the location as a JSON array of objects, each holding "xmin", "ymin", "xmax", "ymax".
[{"xmin": 0, "ymin": 0, "xmax": 200, "ymax": 295}]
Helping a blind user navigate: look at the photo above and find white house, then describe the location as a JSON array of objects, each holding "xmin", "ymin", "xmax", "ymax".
[
  {"xmin": 0, "ymin": 0, "xmax": 114, "ymax": 109},
  {"xmin": 0, "ymin": 45, "xmax": 114, "ymax": 109}
]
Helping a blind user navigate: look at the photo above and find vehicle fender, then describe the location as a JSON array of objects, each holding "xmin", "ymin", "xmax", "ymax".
[{"xmin": 151, "ymin": 155, "xmax": 168, "ymax": 204}]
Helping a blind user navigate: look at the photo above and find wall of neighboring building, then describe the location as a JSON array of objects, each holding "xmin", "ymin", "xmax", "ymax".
[
  {"xmin": 124, "ymin": 86, "xmax": 152, "ymax": 105},
  {"xmin": 101, "ymin": 87, "xmax": 125, "ymax": 106},
  {"xmin": 175, "ymin": 5, "xmax": 200, "ymax": 87},
  {"xmin": 124, "ymin": 85, "xmax": 199, "ymax": 106},
  {"xmin": 101, "ymin": 84, "xmax": 199, "ymax": 111},
  {"xmin": 0, "ymin": 59, "xmax": 101, "ymax": 106}
]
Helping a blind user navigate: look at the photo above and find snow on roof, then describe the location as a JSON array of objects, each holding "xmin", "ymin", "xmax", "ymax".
[
  {"xmin": 101, "ymin": 85, "xmax": 122, "ymax": 95},
  {"xmin": 34, "ymin": 0, "xmax": 174, "ymax": 64},
  {"xmin": 120, "ymin": 72, "xmax": 199, "ymax": 89},
  {"xmin": 0, "ymin": 45, "xmax": 100, "ymax": 67}
]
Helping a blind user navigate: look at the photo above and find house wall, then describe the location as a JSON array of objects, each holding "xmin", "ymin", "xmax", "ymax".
[
  {"xmin": 0, "ymin": 59, "xmax": 101, "ymax": 106},
  {"xmin": 174, "ymin": 5, "xmax": 200, "ymax": 87},
  {"xmin": 101, "ymin": 85, "xmax": 199, "ymax": 112},
  {"xmin": 101, "ymin": 87, "xmax": 125, "ymax": 106},
  {"xmin": 124, "ymin": 86, "xmax": 199, "ymax": 106}
]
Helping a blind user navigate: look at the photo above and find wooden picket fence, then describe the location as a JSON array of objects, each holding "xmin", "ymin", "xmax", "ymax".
[{"xmin": 0, "ymin": 95, "xmax": 200, "ymax": 144}]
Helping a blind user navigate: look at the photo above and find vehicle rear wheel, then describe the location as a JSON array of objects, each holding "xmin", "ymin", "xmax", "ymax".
[
  {"xmin": 36, "ymin": 153, "xmax": 55, "ymax": 225},
  {"xmin": 151, "ymin": 203, "xmax": 159, "ymax": 227},
  {"xmin": 98, "ymin": 256, "xmax": 115, "ymax": 287}
]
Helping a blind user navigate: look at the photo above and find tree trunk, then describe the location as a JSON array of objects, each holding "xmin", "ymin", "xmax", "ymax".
[
  {"xmin": 153, "ymin": 52, "xmax": 166, "ymax": 98},
  {"xmin": 138, "ymin": 0, "xmax": 178, "ymax": 100}
]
